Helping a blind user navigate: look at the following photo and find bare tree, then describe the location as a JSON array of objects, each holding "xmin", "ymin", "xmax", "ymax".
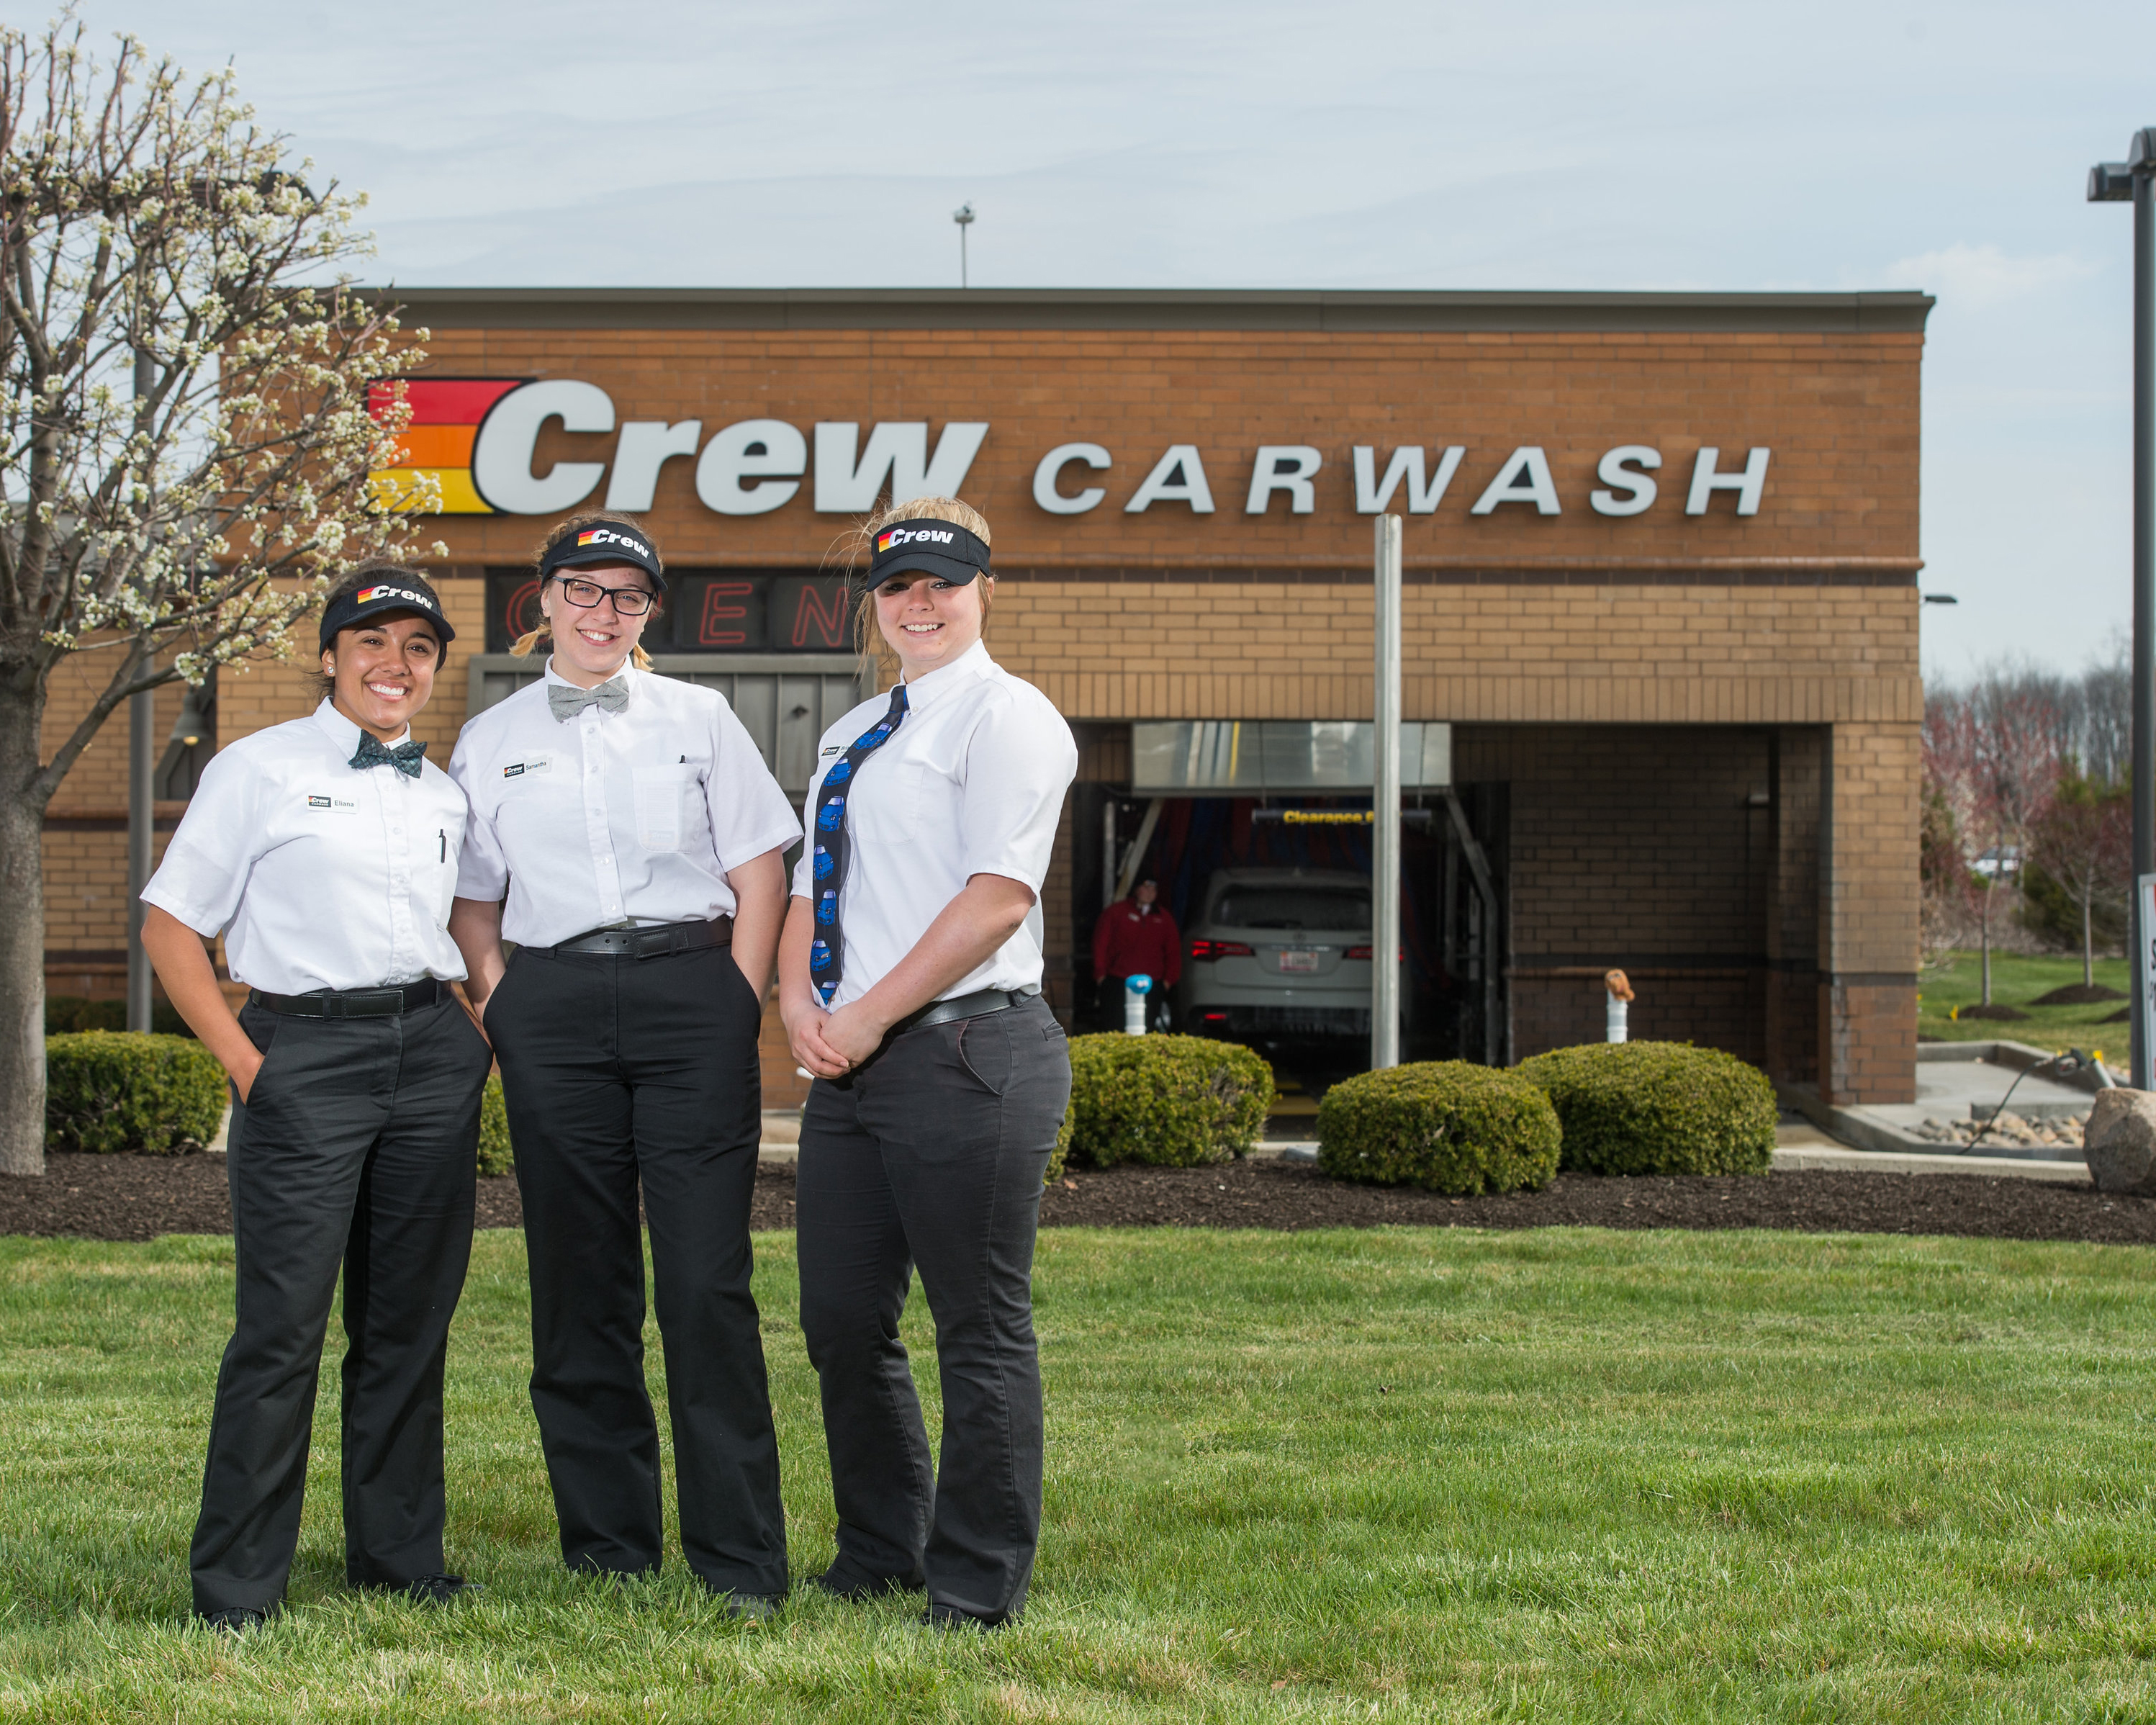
[
  {"xmin": 0, "ymin": 20, "xmax": 435, "ymax": 1175},
  {"xmin": 2026, "ymin": 765, "xmax": 2132, "ymax": 987}
]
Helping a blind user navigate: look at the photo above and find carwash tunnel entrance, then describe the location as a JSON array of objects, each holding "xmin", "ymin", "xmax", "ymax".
[{"xmin": 1070, "ymin": 721, "xmax": 1509, "ymax": 1074}]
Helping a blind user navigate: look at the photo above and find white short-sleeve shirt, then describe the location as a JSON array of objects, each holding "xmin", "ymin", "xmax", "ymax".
[
  {"xmin": 140, "ymin": 701, "xmax": 471, "ymax": 994},
  {"xmin": 790, "ymin": 641, "xmax": 1077, "ymax": 1009},
  {"xmin": 450, "ymin": 660, "xmax": 801, "ymax": 948}
]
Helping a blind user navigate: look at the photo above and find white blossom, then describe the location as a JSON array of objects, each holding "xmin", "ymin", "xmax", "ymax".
[{"xmin": 1, "ymin": 17, "xmax": 434, "ymax": 804}]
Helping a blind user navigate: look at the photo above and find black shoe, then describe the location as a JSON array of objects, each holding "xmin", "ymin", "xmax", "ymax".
[
  {"xmin": 718, "ymin": 1590, "xmax": 783, "ymax": 1621},
  {"xmin": 197, "ymin": 1605, "xmax": 271, "ymax": 1634},
  {"xmin": 404, "ymin": 1574, "xmax": 480, "ymax": 1605},
  {"xmin": 925, "ymin": 1600, "xmax": 1010, "ymax": 1631},
  {"xmin": 814, "ymin": 1565, "xmax": 925, "ymax": 1602}
]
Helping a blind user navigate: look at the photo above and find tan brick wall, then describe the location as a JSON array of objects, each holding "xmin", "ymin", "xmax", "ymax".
[
  {"xmin": 989, "ymin": 580, "xmax": 1919, "ymax": 729},
  {"xmin": 40, "ymin": 317, "xmax": 1923, "ymax": 1102},
  {"xmin": 1458, "ymin": 724, "xmax": 1774, "ymax": 1068},
  {"xmin": 1818, "ymin": 721, "xmax": 1922, "ymax": 1104},
  {"xmin": 1764, "ymin": 729, "xmax": 1826, "ymax": 1086},
  {"xmin": 400, "ymin": 325, "xmax": 1920, "ymax": 574}
]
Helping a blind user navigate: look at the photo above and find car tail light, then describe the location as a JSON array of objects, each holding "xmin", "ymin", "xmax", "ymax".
[
  {"xmin": 1189, "ymin": 939, "xmax": 1254, "ymax": 960},
  {"xmin": 1199, "ymin": 1009, "xmax": 1230, "ymax": 1024}
]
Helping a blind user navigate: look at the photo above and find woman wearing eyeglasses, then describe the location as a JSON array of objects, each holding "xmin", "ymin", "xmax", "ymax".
[{"xmin": 446, "ymin": 511, "xmax": 800, "ymax": 1616}]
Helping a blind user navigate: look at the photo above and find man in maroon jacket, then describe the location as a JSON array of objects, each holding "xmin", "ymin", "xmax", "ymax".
[{"xmin": 1091, "ymin": 878, "xmax": 1182, "ymax": 1031}]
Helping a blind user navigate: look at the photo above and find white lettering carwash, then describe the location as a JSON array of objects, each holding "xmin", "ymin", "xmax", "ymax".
[{"xmin": 458, "ymin": 382, "xmax": 1772, "ymax": 524}]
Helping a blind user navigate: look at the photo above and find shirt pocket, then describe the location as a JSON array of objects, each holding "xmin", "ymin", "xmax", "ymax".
[
  {"xmin": 861, "ymin": 757, "xmax": 947, "ymax": 852},
  {"xmin": 424, "ymin": 824, "xmax": 459, "ymax": 927},
  {"xmin": 633, "ymin": 764, "xmax": 697, "ymax": 852}
]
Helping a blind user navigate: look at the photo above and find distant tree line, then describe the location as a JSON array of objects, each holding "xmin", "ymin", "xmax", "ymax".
[{"xmin": 1923, "ymin": 648, "xmax": 2132, "ymax": 996}]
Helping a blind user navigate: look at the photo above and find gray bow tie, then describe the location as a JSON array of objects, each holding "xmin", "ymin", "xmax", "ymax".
[{"xmin": 549, "ymin": 677, "xmax": 630, "ymax": 721}]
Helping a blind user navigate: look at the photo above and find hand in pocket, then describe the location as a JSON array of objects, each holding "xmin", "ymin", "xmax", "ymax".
[{"xmin": 230, "ymin": 1045, "xmax": 267, "ymax": 1105}]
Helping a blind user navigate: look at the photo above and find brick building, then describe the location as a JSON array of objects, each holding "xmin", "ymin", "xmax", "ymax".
[{"xmin": 40, "ymin": 287, "xmax": 1929, "ymax": 1107}]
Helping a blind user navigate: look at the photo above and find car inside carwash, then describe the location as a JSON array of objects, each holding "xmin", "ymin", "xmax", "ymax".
[{"xmin": 1071, "ymin": 721, "xmax": 1509, "ymax": 1114}]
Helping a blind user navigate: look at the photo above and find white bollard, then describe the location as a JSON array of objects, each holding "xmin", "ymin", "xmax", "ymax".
[
  {"xmin": 1124, "ymin": 973, "xmax": 1153, "ymax": 1035},
  {"xmin": 1606, "ymin": 997, "xmax": 1628, "ymax": 1044}
]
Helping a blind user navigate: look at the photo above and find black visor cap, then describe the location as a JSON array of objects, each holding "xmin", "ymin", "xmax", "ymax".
[
  {"xmin": 319, "ymin": 573, "xmax": 456, "ymax": 652},
  {"xmin": 539, "ymin": 523, "xmax": 666, "ymax": 593},
  {"xmin": 863, "ymin": 520, "xmax": 991, "ymax": 592}
]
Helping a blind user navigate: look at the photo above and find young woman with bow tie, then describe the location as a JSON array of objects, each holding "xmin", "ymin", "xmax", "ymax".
[
  {"xmin": 447, "ymin": 511, "xmax": 799, "ymax": 1616},
  {"xmin": 141, "ymin": 562, "xmax": 490, "ymax": 1629}
]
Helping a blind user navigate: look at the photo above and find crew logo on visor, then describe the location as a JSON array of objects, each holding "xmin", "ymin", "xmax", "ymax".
[
  {"xmin": 876, "ymin": 526, "xmax": 957, "ymax": 554},
  {"xmin": 576, "ymin": 526, "xmax": 653, "ymax": 560},
  {"xmin": 865, "ymin": 519, "xmax": 991, "ymax": 588}
]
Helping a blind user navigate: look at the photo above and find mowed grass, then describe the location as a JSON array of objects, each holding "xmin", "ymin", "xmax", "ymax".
[
  {"xmin": 6, "ymin": 1228, "xmax": 2156, "ymax": 1720},
  {"xmin": 1920, "ymin": 948, "xmax": 2133, "ymax": 1052}
]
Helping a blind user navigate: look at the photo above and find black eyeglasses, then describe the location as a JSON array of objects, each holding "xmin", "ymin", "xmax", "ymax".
[{"xmin": 551, "ymin": 575, "xmax": 655, "ymax": 616}]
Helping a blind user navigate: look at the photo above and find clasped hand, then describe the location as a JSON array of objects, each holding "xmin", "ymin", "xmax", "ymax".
[{"xmin": 785, "ymin": 996, "xmax": 886, "ymax": 1078}]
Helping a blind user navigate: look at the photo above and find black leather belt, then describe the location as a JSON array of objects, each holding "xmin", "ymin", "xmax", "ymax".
[
  {"xmin": 251, "ymin": 978, "xmax": 447, "ymax": 1018},
  {"xmin": 895, "ymin": 986, "xmax": 1040, "ymax": 1036},
  {"xmin": 533, "ymin": 917, "xmax": 732, "ymax": 960}
]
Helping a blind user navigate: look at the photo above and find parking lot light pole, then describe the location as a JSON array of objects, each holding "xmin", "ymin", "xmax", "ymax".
[
  {"xmin": 1372, "ymin": 514, "xmax": 1402, "ymax": 1070},
  {"xmin": 2090, "ymin": 135, "xmax": 2156, "ymax": 1089},
  {"xmin": 125, "ymin": 343, "xmax": 155, "ymax": 1035}
]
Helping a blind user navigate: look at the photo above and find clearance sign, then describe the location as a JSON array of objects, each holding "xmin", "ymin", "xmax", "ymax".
[{"xmin": 368, "ymin": 377, "xmax": 1772, "ymax": 521}]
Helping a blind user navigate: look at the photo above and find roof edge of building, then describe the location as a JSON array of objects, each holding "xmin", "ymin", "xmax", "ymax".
[{"xmin": 358, "ymin": 285, "xmax": 1936, "ymax": 335}]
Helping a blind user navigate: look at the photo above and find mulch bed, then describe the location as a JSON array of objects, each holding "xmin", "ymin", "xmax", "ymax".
[{"xmin": 6, "ymin": 1151, "xmax": 2156, "ymax": 1246}]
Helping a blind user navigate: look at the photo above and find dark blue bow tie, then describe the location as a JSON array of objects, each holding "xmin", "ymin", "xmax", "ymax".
[{"xmin": 349, "ymin": 734, "xmax": 428, "ymax": 779}]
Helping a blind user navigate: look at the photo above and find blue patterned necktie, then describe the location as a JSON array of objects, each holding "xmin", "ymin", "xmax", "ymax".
[
  {"xmin": 808, "ymin": 683, "xmax": 910, "ymax": 1005},
  {"xmin": 349, "ymin": 734, "xmax": 428, "ymax": 779}
]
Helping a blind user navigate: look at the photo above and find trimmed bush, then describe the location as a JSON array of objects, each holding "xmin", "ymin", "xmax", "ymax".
[
  {"xmin": 45, "ymin": 996, "xmax": 192, "ymax": 1037},
  {"xmin": 45, "ymin": 1032, "xmax": 225, "ymax": 1154},
  {"xmin": 1317, "ymin": 1061, "xmax": 1561, "ymax": 1194},
  {"xmin": 478, "ymin": 1074, "xmax": 513, "ymax": 1176},
  {"xmin": 1517, "ymin": 1040, "xmax": 1776, "ymax": 1176},
  {"xmin": 1058, "ymin": 1033, "xmax": 1275, "ymax": 1169}
]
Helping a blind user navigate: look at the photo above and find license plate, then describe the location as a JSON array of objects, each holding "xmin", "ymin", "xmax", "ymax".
[{"xmin": 1277, "ymin": 950, "xmax": 1321, "ymax": 973}]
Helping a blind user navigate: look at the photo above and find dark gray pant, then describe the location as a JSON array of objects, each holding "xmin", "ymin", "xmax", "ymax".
[
  {"xmin": 796, "ymin": 996, "xmax": 1072, "ymax": 1624},
  {"xmin": 191, "ymin": 996, "xmax": 488, "ymax": 1617},
  {"xmin": 485, "ymin": 942, "xmax": 787, "ymax": 1598}
]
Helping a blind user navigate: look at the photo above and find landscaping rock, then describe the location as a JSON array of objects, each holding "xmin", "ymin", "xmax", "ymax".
[{"xmin": 2083, "ymin": 1089, "xmax": 2156, "ymax": 1194}]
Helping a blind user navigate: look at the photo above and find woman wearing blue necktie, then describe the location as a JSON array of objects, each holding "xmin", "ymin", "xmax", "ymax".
[
  {"xmin": 779, "ymin": 496, "xmax": 1078, "ymax": 1629},
  {"xmin": 447, "ymin": 511, "xmax": 800, "ymax": 1616},
  {"xmin": 140, "ymin": 563, "xmax": 490, "ymax": 1629}
]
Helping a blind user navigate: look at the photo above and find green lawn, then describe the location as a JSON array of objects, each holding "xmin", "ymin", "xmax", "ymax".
[
  {"xmin": 1920, "ymin": 948, "xmax": 2134, "ymax": 1054},
  {"xmin": 7, "ymin": 1225, "xmax": 2156, "ymax": 1721}
]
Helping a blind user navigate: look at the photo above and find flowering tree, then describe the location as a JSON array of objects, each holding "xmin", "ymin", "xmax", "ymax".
[
  {"xmin": 1923, "ymin": 680, "xmax": 2059, "ymax": 1005},
  {"xmin": 0, "ymin": 20, "xmax": 436, "ymax": 1175}
]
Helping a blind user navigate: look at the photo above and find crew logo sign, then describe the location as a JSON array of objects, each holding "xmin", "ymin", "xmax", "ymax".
[{"xmin": 366, "ymin": 378, "xmax": 527, "ymax": 515}]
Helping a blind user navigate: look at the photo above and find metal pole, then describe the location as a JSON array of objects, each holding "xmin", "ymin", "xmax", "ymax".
[
  {"xmin": 125, "ymin": 344, "xmax": 155, "ymax": 1034},
  {"xmin": 2136, "ymin": 152, "xmax": 2155, "ymax": 1089},
  {"xmin": 127, "ymin": 690, "xmax": 153, "ymax": 1030},
  {"xmin": 1372, "ymin": 514, "xmax": 1402, "ymax": 1069}
]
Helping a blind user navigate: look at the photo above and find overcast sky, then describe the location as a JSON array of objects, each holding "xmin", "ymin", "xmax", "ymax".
[{"xmin": 58, "ymin": 0, "xmax": 2156, "ymax": 681}]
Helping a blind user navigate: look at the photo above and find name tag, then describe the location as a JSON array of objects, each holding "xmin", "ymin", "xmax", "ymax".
[
  {"xmin": 503, "ymin": 754, "xmax": 554, "ymax": 779},
  {"xmin": 819, "ymin": 744, "xmax": 842, "ymax": 757},
  {"xmin": 305, "ymin": 795, "xmax": 356, "ymax": 811}
]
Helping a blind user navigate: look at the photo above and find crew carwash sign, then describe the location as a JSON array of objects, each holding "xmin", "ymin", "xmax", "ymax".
[{"xmin": 366, "ymin": 377, "xmax": 1772, "ymax": 521}]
